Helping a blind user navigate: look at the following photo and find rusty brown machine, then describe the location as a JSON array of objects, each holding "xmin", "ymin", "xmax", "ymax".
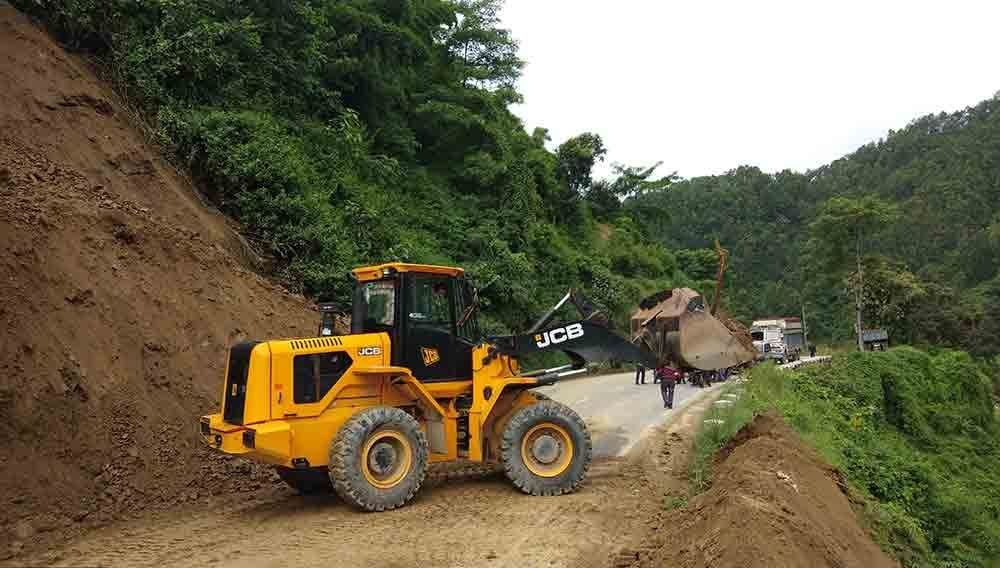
[
  {"xmin": 630, "ymin": 288, "xmax": 755, "ymax": 370},
  {"xmin": 630, "ymin": 238, "xmax": 756, "ymax": 371}
]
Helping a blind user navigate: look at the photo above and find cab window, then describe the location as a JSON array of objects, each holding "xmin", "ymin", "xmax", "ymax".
[
  {"xmin": 293, "ymin": 352, "xmax": 352, "ymax": 403},
  {"xmin": 408, "ymin": 276, "xmax": 452, "ymax": 329},
  {"xmin": 353, "ymin": 280, "xmax": 396, "ymax": 333}
]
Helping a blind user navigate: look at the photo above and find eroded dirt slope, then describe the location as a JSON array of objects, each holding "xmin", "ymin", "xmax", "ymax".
[
  {"xmin": 0, "ymin": 4, "xmax": 315, "ymax": 557},
  {"xmin": 629, "ymin": 412, "xmax": 899, "ymax": 568}
]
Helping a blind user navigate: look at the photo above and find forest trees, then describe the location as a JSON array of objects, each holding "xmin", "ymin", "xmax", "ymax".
[
  {"xmin": 14, "ymin": 1, "xmax": 1000, "ymax": 356},
  {"xmin": 807, "ymin": 196, "xmax": 897, "ymax": 350},
  {"xmin": 12, "ymin": 0, "xmax": 698, "ymax": 334},
  {"xmin": 623, "ymin": 93, "xmax": 1000, "ymax": 356}
]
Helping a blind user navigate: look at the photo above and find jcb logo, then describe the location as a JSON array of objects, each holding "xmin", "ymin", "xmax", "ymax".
[
  {"xmin": 421, "ymin": 347, "xmax": 440, "ymax": 366},
  {"xmin": 535, "ymin": 323, "xmax": 584, "ymax": 348},
  {"xmin": 358, "ymin": 346, "xmax": 382, "ymax": 357}
]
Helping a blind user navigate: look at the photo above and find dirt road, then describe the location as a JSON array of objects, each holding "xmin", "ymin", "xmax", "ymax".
[{"xmin": 14, "ymin": 379, "xmax": 721, "ymax": 568}]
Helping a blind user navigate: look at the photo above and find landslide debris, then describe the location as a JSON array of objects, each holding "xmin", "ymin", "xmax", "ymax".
[
  {"xmin": 0, "ymin": 4, "xmax": 314, "ymax": 557},
  {"xmin": 626, "ymin": 412, "xmax": 898, "ymax": 568}
]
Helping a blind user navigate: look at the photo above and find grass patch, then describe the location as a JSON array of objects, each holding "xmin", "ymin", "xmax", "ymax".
[
  {"xmin": 662, "ymin": 494, "xmax": 688, "ymax": 511},
  {"xmin": 681, "ymin": 350, "xmax": 1000, "ymax": 567}
]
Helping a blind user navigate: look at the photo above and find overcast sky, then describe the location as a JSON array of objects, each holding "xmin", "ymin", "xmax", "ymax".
[{"xmin": 500, "ymin": 0, "xmax": 1000, "ymax": 179}]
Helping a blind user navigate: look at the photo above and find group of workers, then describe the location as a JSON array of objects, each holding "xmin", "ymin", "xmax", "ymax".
[{"xmin": 634, "ymin": 363, "xmax": 738, "ymax": 409}]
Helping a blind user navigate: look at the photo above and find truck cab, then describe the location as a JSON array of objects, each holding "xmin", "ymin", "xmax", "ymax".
[
  {"xmin": 751, "ymin": 319, "xmax": 786, "ymax": 362},
  {"xmin": 750, "ymin": 317, "xmax": 804, "ymax": 363}
]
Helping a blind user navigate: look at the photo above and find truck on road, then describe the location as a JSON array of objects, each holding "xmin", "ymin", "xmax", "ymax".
[{"xmin": 750, "ymin": 318, "xmax": 804, "ymax": 364}]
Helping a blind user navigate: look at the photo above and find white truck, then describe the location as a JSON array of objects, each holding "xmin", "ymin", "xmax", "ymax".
[{"xmin": 750, "ymin": 318, "xmax": 804, "ymax": 364}]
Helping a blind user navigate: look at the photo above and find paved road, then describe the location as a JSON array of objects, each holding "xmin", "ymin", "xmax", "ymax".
[
  {"xmin": 536, "ymin": 357, "xmax": 831, "ymax": 458},
  {"xmin": 536, "ymin": 371, "xmax": 722, "ymax": 457}
]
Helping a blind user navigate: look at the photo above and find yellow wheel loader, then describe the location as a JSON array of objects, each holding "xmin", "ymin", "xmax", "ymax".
[{"xmin": 200, "ymin": 263, "xmax": 656, "ymax": 511}]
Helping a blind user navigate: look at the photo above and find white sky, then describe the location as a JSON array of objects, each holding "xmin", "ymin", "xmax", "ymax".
[{"xmin": 500, "ymin": 0, "xmax": 1000, "ymax": 179}]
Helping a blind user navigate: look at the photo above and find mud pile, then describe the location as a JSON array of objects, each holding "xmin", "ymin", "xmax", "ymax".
[
  {"xmin": 632, "ymin": 413, "xmax": 898, "ymax": 568},
  {"xmin": 0, "ymin": 5, "xmax": 315, "ymax": 557}
]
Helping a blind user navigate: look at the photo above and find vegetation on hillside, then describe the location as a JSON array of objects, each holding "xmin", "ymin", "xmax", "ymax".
[
  {"xmin": 748, "ymin": 352, "xmax": 1000, "ymax": 567},
  {"xmin": 15, "ymin": 2, "xmax": 1000, "ymax": 359},
  {"xmin": 627, "ymin": 98, "xmax": 1000, "ymax": 356},
  {"xmin": 13, "ymin": 0, "xmax": 688, "ymax": 333}
]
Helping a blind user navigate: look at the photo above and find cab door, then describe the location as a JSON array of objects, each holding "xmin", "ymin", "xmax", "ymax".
[{"xmin": 402, "ymin": 273, "xmax": 456, "ymax": 381}]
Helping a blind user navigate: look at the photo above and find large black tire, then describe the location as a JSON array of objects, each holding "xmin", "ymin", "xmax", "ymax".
[
  {"xmin": 500, "ymin": 400, "xmax": 592, "ymax": 496},
  {"xmin": 328, "ymin": 406, "xmax": 428, "ymax": 511},
  {"xmin": 275, "ymin": 466, "xmax": 333, "ymax": 495}
]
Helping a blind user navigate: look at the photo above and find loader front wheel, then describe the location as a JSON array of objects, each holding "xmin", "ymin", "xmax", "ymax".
[
  {"xmin": 501, "ymin": 400, "xmax": 592, "ymax": 496},
  {"xmin": 328, "ymin": 406, "xmax": 428, "ymax": 511}
]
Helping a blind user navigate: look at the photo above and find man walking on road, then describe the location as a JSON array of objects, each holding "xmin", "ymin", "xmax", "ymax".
[
  {"xmin": 634, "ymin": 363, "xmax": 646, "ymax": 385},
  {"xmin": 656, "ymin": 364, "xmax": 680, "ymax": 409}
]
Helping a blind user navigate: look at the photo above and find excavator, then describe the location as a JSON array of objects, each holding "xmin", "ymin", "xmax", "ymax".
[{"xmin": 200, "ymin": 262, "xmax": 751, "ymax": 511}]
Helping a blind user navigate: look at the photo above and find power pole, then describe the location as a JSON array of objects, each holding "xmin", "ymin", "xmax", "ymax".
[
  {"xmin": 801, "ymin": 303, "xmax": 809, "ymax": 352},
  {"xmin": 855, "ymin": 230, "xmax": 865, "ymax": 352}
]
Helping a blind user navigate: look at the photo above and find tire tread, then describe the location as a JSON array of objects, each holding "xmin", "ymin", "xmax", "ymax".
[
  {"xmin": 328, "ymin": 406, "xmax": 428, "ymax": 511},
  {"xmin": 500, "ymin": 400, "xmax": 592, "ymax": 496}
]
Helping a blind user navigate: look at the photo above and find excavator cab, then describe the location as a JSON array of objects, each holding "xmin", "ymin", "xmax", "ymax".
[{"xmin": 350, "ymin": 263, "xmax": 479, "ymax": 382}]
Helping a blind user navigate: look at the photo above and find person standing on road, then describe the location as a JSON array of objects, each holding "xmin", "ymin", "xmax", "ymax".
[
  {"xmin": 656, "ymin": 364, "xmax": 680, "ymax": 409},
  {"xmin": 808, "ymin": 343, "xmax": 816, "ymax": 357},
  {"xmin": 634, "ymin": 363, "xmax": 646, "ymax": 385}
]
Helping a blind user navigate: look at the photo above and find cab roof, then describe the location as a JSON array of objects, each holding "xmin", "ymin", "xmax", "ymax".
[{"xmin": 352, "ymin": 262, "xmax": 464, "ymax": 282}]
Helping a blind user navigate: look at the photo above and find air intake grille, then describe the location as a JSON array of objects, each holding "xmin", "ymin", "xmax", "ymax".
[{"xmin": 290, "ymin": 337, "xmax": 343, "ymax": 350}]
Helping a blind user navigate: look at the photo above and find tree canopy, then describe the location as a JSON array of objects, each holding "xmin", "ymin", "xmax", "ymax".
[{"xmin": 14, "ymin": 0, "xmax": 705, "ymax": 335}]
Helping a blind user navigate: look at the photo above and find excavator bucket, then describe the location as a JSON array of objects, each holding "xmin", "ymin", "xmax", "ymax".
[{"xmin": 631, "ymin": 288, "xmax": 755, "ymax": 371}]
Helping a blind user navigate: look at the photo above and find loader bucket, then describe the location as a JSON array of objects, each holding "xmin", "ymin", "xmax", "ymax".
[{"xmin": 632, "ymin": 288, "xmax": 755, "ymax": 371}]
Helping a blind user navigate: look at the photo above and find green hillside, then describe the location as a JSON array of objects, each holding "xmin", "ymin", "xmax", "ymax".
[
  {"xmin": 755, "ymin": 350, "xmax": 1000, "ymax": 567},
  {"xmin": 16, "ymin": 1, "xmax": 1000, "ymax": 357},
  {"xmin": 15, "ymin": 0, "xmax": 692, "ymax": 333},
  {"xmin": 628, "ymin": 96, "xmax": 1000, "ymax": 356}
]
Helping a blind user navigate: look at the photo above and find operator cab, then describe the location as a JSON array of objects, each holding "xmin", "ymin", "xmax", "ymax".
[{"xmin": 351, "ymin": 263, "xmax": 480, "ymax": 382}]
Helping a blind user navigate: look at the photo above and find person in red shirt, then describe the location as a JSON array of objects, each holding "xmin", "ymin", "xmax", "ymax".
[{"xmin": 656, "ymin": 364, "xmax": 680, "ymax": 409}]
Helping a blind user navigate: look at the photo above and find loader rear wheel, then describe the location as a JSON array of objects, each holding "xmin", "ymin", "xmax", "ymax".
[
  {"xmin": 328, "ymin": 406, "xmax": 428, "ymax": 511},
  {"xmin": 275, "ymin": 466, "xmax": 332, "ymax": 495},
  {"xmin": 500, "ymin": 400, "xmax": 591, "ymax": 496}
]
